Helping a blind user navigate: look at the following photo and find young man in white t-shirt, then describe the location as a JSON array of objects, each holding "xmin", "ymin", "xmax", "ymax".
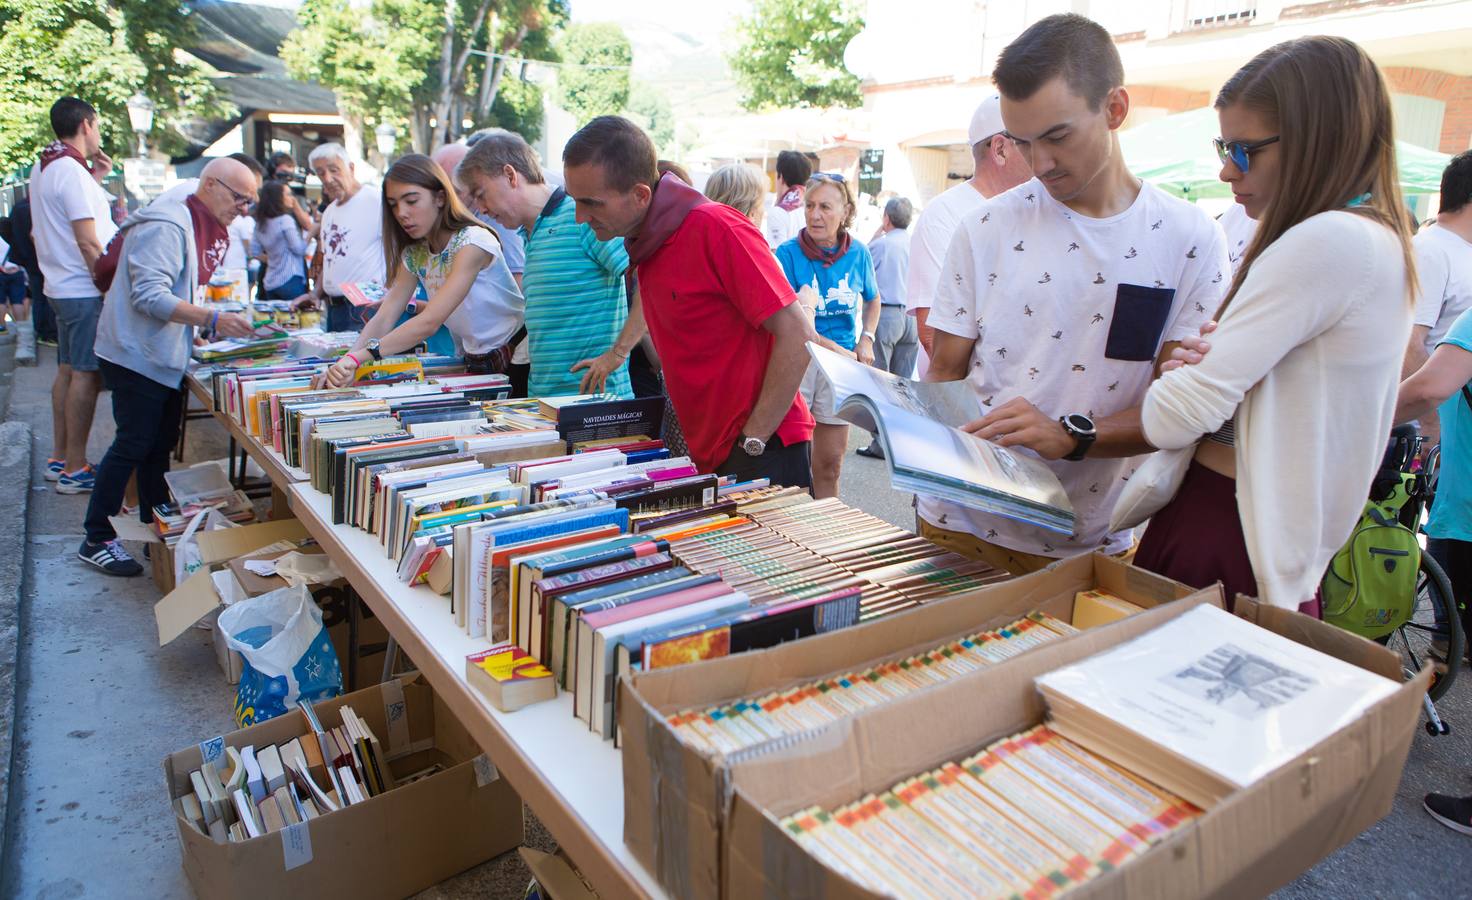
[
  {"xmin": 290, "ymin": 143, "xmax": 385, "ymax": 332},
  {"xmin": 1401, "ymin": 152, "xmax": 1472, "ymax": 447},
  {"xmin": 763, "ymin": 150, "xmax": 811, "ymax": 249},
  {"xmin": 906, "ymin": 93, "xmax": 1033, "ymax": 379},
  {"xmin": 925, "ymin": 14, "xmax": 1230, "ymax": 574},
  {"xmin": 31, "ymin": 97, "xmax": 117, "ymax": 493}
]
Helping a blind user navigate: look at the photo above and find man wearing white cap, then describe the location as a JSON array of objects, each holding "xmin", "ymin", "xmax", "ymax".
[{"xmin": 905, "ymin": 93, "xmax": 1032, "ymax": 377}]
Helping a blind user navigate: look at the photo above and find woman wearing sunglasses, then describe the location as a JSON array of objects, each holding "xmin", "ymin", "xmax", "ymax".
[
  {"xmin": 1123, "ymin": 36, "xmax": 1418, "ymax": 612},
  {"xmin": 774, "ymin": 172, "xmax": 883, "ymax": 499}
]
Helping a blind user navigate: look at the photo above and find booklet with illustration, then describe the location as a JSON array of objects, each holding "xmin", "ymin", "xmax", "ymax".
[
  {"xmin": 1035, "ymin": 604, "xmax": 1400, "ymax": 808},
  {"xmin": 807, "ymin": 342, "xmax": 1074, "ymax": 534}
]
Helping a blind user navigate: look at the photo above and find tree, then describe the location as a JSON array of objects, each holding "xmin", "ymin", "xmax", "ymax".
[
  {"xmin": 553, "ymin": 22, "xmax": 631, "ymax": 127},
  {"xmin": 625, "ymin": 81, "xmax": 674, "ymax": 156},
  {"xmin": 729, "ymin": 0, "xmax": 863, "ymax": 111},
  {"xmin": 282, "ymin": 0, "xmax": 565, "ymax": 154},
  {"xmin": 0, "ymin": 0, "xmax": 224, "ymax": 174}
]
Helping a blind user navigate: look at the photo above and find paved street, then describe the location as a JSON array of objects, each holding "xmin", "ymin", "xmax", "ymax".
[{"xmin": 0, "ymin": 342, "xmax": 1466, "ymax": 898}]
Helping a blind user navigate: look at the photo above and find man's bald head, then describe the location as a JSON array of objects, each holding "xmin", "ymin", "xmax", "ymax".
[
  {"xmin": 197, "ymin": 157, "xmax": 258, "ymax": 226},
  {"xmin": 430, "ymin": 143, "xmax": 474, "ymax": 208}
]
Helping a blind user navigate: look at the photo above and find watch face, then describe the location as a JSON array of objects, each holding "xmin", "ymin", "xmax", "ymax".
[{"xmin": 1065, "ymin": 414, "xmax": 1095, "ymax": 435}]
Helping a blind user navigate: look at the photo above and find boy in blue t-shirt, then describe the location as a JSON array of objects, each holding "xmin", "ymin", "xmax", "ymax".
[{"xmin": 774, "ymin": 173, "xmax": 882, "ymax": 498}]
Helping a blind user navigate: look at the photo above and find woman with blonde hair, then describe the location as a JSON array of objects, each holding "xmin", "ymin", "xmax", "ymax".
[
  {"xmin": 704, "ymin": 163, "xmax": 766, "ymax": 226},
  {"xmin": 1126, "ymin": 36, "xmax": 1418, "ymax": 612}
]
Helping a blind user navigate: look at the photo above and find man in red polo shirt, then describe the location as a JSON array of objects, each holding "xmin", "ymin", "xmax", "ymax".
[{"xmin": 561, "ymin": 116, "xmax": 815, "ymax": 488}]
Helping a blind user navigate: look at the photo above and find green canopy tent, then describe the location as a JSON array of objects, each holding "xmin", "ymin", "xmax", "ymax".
[{"xmin": 1119, "ymin": 106, "xmax": 1450, "ymax": 199}]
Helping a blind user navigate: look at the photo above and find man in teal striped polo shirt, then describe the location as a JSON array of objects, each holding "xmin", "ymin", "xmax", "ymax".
[{"xmin": 457, "ymin": 129, "xmax": 643, "ymax": 399}]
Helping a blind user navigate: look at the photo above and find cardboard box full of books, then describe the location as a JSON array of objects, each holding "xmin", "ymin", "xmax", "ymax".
[
  {"xmin": 620, "ymin": 553, "xmax": 1211, "ymax": 900},
  {"xmin": 722, "ymin": 595, "xmax": 1430, "ymax": 900},
  {"xmin": 163, "ymin": 673, "xmax": 523, "ymax": 900}
]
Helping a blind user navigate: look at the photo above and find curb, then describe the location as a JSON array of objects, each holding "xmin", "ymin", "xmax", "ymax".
[{"xmin": 0, "ymin": 419, "xmax": 34, "ymax": 869}]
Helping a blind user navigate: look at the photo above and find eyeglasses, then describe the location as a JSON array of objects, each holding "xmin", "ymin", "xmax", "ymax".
[
  {"xmin": 811, "ymin": 172, "xmax": 847, "ymax": 184},
  {"xmin": 1213, "ymin": 136, "xmax": 1280, "ymax": 174},
  {"xmin": 211, "ymin": 177, "xmax": 255, "ymax": 210}
]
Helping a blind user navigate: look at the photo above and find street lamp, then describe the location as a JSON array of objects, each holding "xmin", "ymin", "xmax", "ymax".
[
  {"xmin": 126, "ymin": 93, "xmax": 154, "ymax": 156},
  {"xmin": 374, "ymin": 122, "xmax": 397, "ymax": 160}
]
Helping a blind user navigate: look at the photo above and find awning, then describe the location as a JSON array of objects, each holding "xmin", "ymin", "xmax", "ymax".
[{"xmin": 1120, "ymin": 107, "xmax": 1450, "ymax": 198}]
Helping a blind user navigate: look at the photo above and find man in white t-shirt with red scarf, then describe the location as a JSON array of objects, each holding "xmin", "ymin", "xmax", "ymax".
[
  {"xmin": 31, "ymin": 97, "xmax": 116, "ymax": 494},
  {"xmin": 925, "ymin": 14, "xmax": 1229, "ymax": 575}
]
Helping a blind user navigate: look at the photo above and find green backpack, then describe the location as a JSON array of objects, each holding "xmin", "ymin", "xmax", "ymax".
[{"xmin": 1321, "ymin": 471, "xmax": 1420, "ymax": 639}]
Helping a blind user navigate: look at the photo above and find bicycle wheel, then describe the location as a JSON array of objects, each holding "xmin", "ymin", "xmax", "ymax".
[{"xmin": 1384, "ymin": 552, "xmax": 1462, "ymax": 702}]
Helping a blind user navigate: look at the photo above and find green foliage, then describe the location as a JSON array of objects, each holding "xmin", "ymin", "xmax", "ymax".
[
  {"xmin": 625, "ymin": 81, "xmax": 674, "ymax": 156},
  {"xmin": 281, "ymin": 0, "xmax": 439, "ymax": 130},
  {"xmin": 0, "ymin": 0, "xmax": 224, "ymax": 175},
  {"xmin": 283, "ymin": 0, "xmax": 564, "ymax": 152},
  {"xmin": 553, "ymin": 22, "xmax": 631, "ymax": 127},
  {"xmin": 479, "ymin": 74, "xmax": 545, "ymax": 145},
  {"xmin": 729, "ymin": 0, "xmax": 863, "ymax": 111}
]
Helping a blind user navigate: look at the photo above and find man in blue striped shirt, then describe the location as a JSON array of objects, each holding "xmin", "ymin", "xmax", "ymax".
[{"xmin": 458, "ymin": 129, "xmax": 643, "ymax": 399}]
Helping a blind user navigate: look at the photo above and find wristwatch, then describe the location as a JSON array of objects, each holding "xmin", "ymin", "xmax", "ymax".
[
  {"xmin": 366, "ymin": 338, "xmax": 383, "ymax": 362},
  {"xmin": 860, "ymin": 330, "xmax": 876, "ymax": 342},
  {"xmin": 740, "ymin": 435, "xmax": 767, "ymax": 456},
  {"xmin": 1059, "ymin": 414, "xmax": 1096, "ymax": 461}
]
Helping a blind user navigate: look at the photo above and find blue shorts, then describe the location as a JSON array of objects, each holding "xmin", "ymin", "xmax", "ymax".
[
  {"xmin": 50, "ymin": 296, "xmax": 102, "ymax": 371},
  {"xmin": 265, "ymin": 274, "xmax": 306, "ymax": 301},
  {"xmin": 0, "ymin": 269, "xmax": 26, "ymax": 306}
]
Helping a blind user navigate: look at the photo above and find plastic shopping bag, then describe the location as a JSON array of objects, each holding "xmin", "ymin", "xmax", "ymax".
[
  {"xmin": 218, "ymin": 583, "xmax": 343, "ymax": 726},
  {"xmin": 174, "ymin": 505, "xmax": 238, "ymax": 586}
]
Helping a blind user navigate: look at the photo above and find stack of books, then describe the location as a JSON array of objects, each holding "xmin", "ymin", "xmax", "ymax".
[
  {"xmin": 151, "ymin": 462, "xmax": 255, "ymax": 542},
  {"xmin": 779, "ymin": 724, "xmax": 1200, "ymax": 897},
  {"xmin": 666, "ymin": 612, "xmax": 1077, "ymax": 755},
  {"xmin": 1036, "ymin": 604, "xmax": 1402, "ymax": 808},
  {"xmin": 175, "ymin": 701, "xmax": 434, "ymax": 843}
]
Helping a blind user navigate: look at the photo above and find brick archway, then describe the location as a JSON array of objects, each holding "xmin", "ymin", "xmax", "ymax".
[{"xmin": 1382, "ymin": 66, "xmax": 1472, "ymax": 154}]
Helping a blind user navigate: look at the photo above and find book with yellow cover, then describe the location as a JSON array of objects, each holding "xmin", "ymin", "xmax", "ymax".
[{"xmin": 465, "ymin": 644, "xmax": 556, "ymax": 712}]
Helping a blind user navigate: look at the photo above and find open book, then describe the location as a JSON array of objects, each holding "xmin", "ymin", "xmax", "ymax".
[{"xmin": 807, "ymin": 343, "xmax": 1074, "ymax": 534}]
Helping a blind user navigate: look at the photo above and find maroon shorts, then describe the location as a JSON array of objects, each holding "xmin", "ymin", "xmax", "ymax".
[{"xmin": 1134, "ymin": 461, "xmax": 1321, "ymax": 617}]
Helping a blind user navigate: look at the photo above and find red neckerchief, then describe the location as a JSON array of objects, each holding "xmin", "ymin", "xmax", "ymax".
[
  {"xmin": 776, "ymin": 185, "xmax": 804, "ymax": 212},
  {"xmin": 623, "ymin": 172, "xmax": 710, "ymax": 268},
  {"xmin": 185, "ymin": 195, "xmax": 230, "ymax": 286},
  {"xmin": 797, "ymin": 228, "xmax": 851, "ymax": 268},
  {"xmin": 39, "ymin": 141, "xmax": 92, "ymax": 174}
]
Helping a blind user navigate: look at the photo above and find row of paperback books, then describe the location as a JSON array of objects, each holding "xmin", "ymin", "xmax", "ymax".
[
  {"xmin": 780, "ymin": 724, "xmax": 1200, "ymax": 899},
  {"xmin": 668, "ymin": 611, "xmax": 1078, "ymax": 756}
]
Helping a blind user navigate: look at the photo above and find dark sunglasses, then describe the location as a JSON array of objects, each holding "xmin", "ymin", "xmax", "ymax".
[
  {"xmin": 1213, "ymin": 136, "xmax": 1279, "ymax": 173},
  {"xmin": 811, "ymin": 172, "xmax": 847, "ymax": 184}
]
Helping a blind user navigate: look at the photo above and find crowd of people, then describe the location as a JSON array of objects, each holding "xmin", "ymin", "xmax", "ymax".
[{"xmin": 8, "ymin": 12, "xmax": 1472, "ymax": 825}]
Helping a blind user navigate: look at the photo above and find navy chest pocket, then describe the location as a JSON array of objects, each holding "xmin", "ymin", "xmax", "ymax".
[{"xmin": 1104, "ymin": 283, "xmax": 1176, "ymax": 362}]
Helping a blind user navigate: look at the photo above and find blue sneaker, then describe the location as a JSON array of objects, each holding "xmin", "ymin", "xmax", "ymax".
[
  {"xmin": 44, "ymin": 457, "xmax": 65, "ymax": 482},
  {"xmin": 77, "ymin": 539, "xmax": 143, "ymax": 577},
  {"xmin": 56, "ymin": 465, "xmax": 96, "ymax": 494}
]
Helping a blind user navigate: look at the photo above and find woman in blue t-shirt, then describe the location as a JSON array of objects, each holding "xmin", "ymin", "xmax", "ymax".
[{"xmin": 775, "ymin": 173, "xmax": 881, "ymax": 499}]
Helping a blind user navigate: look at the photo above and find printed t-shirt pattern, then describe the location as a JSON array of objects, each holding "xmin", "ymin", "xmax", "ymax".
[
  {"xmin": 403, "ymin": 225, "xmax": 523, "ymax": 354},
  {"xmin": 774, "ymin": 237, "xmax": 879, "ymax": 350},
  {"xmin": 927, "ymin": 177, "xmax": 1229, "ymax": 557}
]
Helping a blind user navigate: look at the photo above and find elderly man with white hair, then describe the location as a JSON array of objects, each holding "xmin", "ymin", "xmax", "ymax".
[
  {"xmin": 79, "ymin": 158, "xmax": 257, "ymax": 576},
  {"xmin": 290, "ymin": 142, "xmax": 384, "ymax": 332}
]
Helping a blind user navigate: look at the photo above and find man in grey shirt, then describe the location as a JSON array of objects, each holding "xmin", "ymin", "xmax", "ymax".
[
  {"xmin": 857, "ymin": 196, "xmax": 919, "ymax": 460},
  {"xmin": 78, "ymin": 159, "xmax": 256, "ymax": 576}
]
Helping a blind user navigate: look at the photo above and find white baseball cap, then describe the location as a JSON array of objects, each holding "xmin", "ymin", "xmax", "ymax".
[{"xmin": 968, "ymin": 93, "xmax": 1005, "ymax": 146}]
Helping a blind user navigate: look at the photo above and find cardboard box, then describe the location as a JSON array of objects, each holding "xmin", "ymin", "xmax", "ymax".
[
  {"xmin": 164, "ymin": 673, "xmax": 524, "ymax": 900},
  {"xmin": 220, "ymin": 549, "xmax": 391, "ymax": 692},
  {"xmin": 153, "ymin": 519, "xmax": 388, "ymax": 691},
  {"xmin": 723, "ymin": 596, "xmax": 1431, "ymax": 900},
  {"xmin": 519, "ymin": 847, "xmax": 599, "ymax": 900},
  {"xmin": 619, "ymin": 553, "xmax": 1212, "ymax": 900},
  {"xmin": 151, "ymin": 518, "xmax": 311, "ymax": 635}
]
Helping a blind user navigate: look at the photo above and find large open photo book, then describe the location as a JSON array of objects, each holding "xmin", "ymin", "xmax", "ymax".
[{"xmin": 807, "ymin": 343, "xmax": 1074, "ymax": 534}]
